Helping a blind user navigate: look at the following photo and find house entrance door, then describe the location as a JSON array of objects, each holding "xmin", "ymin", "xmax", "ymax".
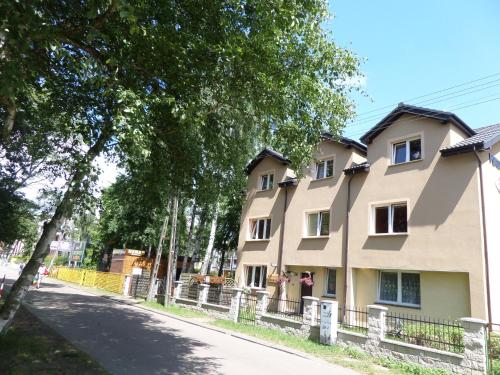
[{"xmin": 300, "ymin": 272, "xmax": 313, "ymax": 313}]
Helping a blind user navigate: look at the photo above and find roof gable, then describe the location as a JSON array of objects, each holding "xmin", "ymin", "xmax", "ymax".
[
  {"xmin": 360, "ymin": 104, "xmax": 475, "ymax": 144},
  {"xmin": 245, "ymin": 148, "xmax": 291, "ymax": 175},
  {"xmin": 441, "ymin": 123, "xmax": 500, "ymax": 156},
  {"xmin": 321, "ymin": 133, "xmax": 367, "ymax": 156}
]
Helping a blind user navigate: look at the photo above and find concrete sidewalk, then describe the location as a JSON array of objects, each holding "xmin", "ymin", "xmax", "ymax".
[{"xmin": 17, "ymin": 276, "xmax": 360, "ymax": 375}]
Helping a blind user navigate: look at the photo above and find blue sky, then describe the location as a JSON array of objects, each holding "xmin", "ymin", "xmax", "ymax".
[{"xmin": 328, "ymin": 1, "xmax": 500, "ymax": 140}]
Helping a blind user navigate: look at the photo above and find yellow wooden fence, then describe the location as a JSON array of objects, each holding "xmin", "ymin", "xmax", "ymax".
[{"xmin": 50, "ymin": 267, "xmax": 125, "ymax": 294}]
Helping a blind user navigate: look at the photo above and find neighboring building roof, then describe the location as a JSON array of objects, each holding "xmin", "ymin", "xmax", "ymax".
[
  {"xmin": 360, "ymin": 103, "xmax": 475, "ymax": 145},
  {"xmin": 343, "ymin": 162, "xmax": 370, "ymax": 175},
  {"xmin": 321, "ymin": 132, "xmax": 367, "ymax": 156},
  {"xmin": 245, "ymin": 148, "xmax": 291, "ymax": 175},
  {"xmin": 441, "ymin": 123, "xmax": 500, "ymax": 156}
]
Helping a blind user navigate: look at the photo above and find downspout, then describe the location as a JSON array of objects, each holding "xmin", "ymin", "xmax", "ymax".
[
  {"xmin": 472, "ymin": 148, "xmax": 492, "ymax": 330},
  {"xmin": 276, "ymin": 186, "xmax": 288, "ymax": 279},
  {"xmin": 341, "ymin": 174, "xmax": 353, "ymax": 322}
]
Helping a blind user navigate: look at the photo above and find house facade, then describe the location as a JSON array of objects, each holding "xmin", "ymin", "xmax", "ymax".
[{"xmin": 235, "ymin": 104, "xmax": 500, "ymax": 322}]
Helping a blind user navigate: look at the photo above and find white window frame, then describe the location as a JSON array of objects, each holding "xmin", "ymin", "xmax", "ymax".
[
  {"xmin": 389, "ymin": 133, "xmax": 423, "ymax": 165},
  {"xmin": 314, "ymin": 157, "xmax": 334, "ymax": 180},
  {"xmin": 245, "ymin": 265, "xmax": 267, "ymax": 288},
  {"xmin": 370, "ymin": 200, "xmax": 409, "ymax": 235},
  {"xmin": 377, "ymin": 270, "xmax": 421, "ymax": 308},
  {"xmin": 248, "ymin": 217, "xmax": 272, "ymax": 240},
  {"xmin": 324, "ymin": 268, "xmax": 337, "ymax": 297},
  {"xmin": 259, "ymin": 171, "xmax": 274, "ymax": 191},
  {"xmin": 304, "ymin": 209, "xmax": 331, "ymax": 238}
]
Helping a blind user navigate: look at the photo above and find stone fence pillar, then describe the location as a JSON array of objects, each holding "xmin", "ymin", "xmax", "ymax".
[
  {"xmin": 319, "ymin": 300, "xmax": 338, "ymax": 345},
  {"xmin": 198, "ymin": 283, "xmax": 210, "ymax": 306},
  {"xmin": 173, "ymin": 281, "xmax": 183, "ymax": 301},
  {"xmin": 229, "ymin": 288, "xmax": 243, "ymax": 322},
  {"xmin": 367, "ymin": 305, "xmax": 387, "ymax": 350},
  {"xmin": 461, "ymin": 318, "xmax": 488, "ymax": 374},
  {"xmin": 255, "ymin": 290, "xmax": 269, "ymax": 321},
  {"xmin": 123, "ymin": 275, "xmax": 132, "ymax": 296},
  {"xmin": 302, "ymin": 296, "xmax": 320, "ymax": 326}
]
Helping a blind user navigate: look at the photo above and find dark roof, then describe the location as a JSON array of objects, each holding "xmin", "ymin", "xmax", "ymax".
[
  {"xmin": 360, "ymin": 104, "xmax": 475, "ymax": 144},
  {"xmin": 343, "ymin": 162, "xmax": 370, "ymax": 175},
  {"xmin": 321, "ymin": 133, "xmax": 367, "ymax": 156},
  {"xmin": 245, "ymin": 148, "xmax": 291, "ymax": 175},
  {"xmin": 278, "ymin": 177, "xmax": 298, "ymax": 188},
  {"xmin": 441, "ymin": 123, "xmax": 500, "ymax": 156}
]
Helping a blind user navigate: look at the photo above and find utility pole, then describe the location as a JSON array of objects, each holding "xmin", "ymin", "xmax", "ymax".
[
  {"xmin": 146, "ymin": 201, "xmax": 171, "ymax": 302},
  {"xmin": 164, "ymin": 196, "xmax": 179, "ymax": 306}
]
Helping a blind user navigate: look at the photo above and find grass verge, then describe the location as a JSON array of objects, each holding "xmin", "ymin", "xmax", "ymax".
[
  {"xmin": 211, "ymin": 319, "xmax": 452, "ymax": 375},
  {"xmin": 141, "ymin": 301, "xmax": 209, "ymax": 319},
  {"xmin": 0, "ymin": 306, "xmax": 109, "ymax": 375}
]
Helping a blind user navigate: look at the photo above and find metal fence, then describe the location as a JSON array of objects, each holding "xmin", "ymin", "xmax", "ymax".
[
  {"xmin": 130, "ymin": 275, "xmax": 150, "ymax": 299},
  {"xmin": 238, "ymin": 294, "xmax": 257, "ymax": 325},
  {"xmin": 385, "ymin": 312, "xmax": 464, "ymax": 353},
  {"xmin": 266, "ymin": 297, "xmax": 303, "ymax": 322},
  {"xmin": 52, "ymin": 267, "xmax": 125, "ymax": 295},
  {"xmin": 338, "ymin": 305, "xmax": 369, "ymax": 334},
  {"xmin": 206, "ymin": 286, "xmax": 232, "ymax": 306}
]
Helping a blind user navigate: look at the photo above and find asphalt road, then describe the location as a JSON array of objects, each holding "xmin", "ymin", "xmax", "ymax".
[{"xmin": 2, "ymin": 264, "xmax": 359, "ymax": 375}]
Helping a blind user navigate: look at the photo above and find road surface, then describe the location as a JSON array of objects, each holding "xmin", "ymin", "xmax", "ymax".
[{"xmin": 2, "ymin": 264, "xmax": 359, "ymax": 375}]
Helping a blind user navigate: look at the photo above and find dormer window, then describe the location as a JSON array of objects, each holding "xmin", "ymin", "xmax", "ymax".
[
  {"xmin": 315, "ymin": 158, "xmax": 334, "ymax": 179},
  {"xmin": 260, "ymin": 173, "xmax": 274, "ymax": 190},
  {"xmin": 392, "ymin": 138, "xmax": 422, "ymax": 164}
]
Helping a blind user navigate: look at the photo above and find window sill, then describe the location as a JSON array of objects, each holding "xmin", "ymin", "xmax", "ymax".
[
  {"xmin": 311, "ymin": 176, "xmax": 334, "ymax": 182},
  {"xmin": 369, "ymin": 232, "xmax": 408, "ymax": 237},
  {"xmin": 302, "ymin": 235, "xmax": 330, "ymax": 240},
  {"xmin": 246, "ymin": 239, "xmax": 270, "ymax": 242},
  {"xmin": 375, "ymin": 300, "xmax": 421, "ymax": 309},
  {"xmin": 256, "ymin": 188, "xmax": 274, "ymax": 193},
  {"xmin": 388, "ymin": 159, "xmax": 423, "ymax": 167},
  {"xmin": 322, "ymin": 294, "xmax": 337, "ymax": 299}
]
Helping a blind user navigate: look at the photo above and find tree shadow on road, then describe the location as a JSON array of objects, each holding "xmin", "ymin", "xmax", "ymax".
[{"xmin": 24, "ymin": 282, "xmax": 223, "ymax": 375}]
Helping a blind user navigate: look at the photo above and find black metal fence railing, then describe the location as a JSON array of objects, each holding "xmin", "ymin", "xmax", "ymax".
[
  {"xmin": 266, "ymin": 297, "xmax": 303, "ymax": 322},
  {"xmin": 131, "ymin": 275, "xmax": 150, "ymax": 299},
  {"xmin": 239, "ymin": 294, "xmax": 257, "ymax": 325},
  {"xmin": 338, "ymin": 305, "xmax": 369, "ymax": 334},
  {"xmin": 385, "ymin": 312, "xmax": 464, "ymax": 353},
  {"xmin": 187, "ymin": 283, "xmax": 199, "ymax": 301}
]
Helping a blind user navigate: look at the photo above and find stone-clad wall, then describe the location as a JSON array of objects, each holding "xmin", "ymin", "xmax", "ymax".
[{"xmin": 171, "ymin": 283, "xmax": 488, "ymax": 374}]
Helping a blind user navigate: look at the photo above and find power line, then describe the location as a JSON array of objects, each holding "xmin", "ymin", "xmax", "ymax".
[
  {"xmin": 345, "ymin": 95, "xmax": 500, "ymax": 140},
  {"xmin": 353, "ymin": 71, "xmax": 500, "ymax": 119}
]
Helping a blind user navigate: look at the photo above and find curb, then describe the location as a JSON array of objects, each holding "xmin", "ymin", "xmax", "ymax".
[{"xmin": 46, "ymin": 278, "xmax": 322, "ymax": 363}]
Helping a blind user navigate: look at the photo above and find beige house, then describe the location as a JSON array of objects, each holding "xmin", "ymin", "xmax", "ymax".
[{"xmin": 236, "ymin": 104, "xmax": 500, "ymax": 322}]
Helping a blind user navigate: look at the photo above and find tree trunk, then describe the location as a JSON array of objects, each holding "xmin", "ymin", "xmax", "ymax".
[
  {"xmin": 181, "ymin": 202, "xmax": 197, "ymax": 274},
  {"xmin": 164, "ymin": 196, "xmax": 179, "ymax": 306},
  {"xmin": 218, "ymin": 242, "xmax": 227, "ymax": 277},
  {"xmin": 187, "ymin": 208, "xmax": 207, "ymax": 273},
  {"xmin": 200, "ymin": 204, "xmax": 218, "ymax": 276},
  {"xmin": 0, "ymin": 125, "xmax": 112, "ymax": 333}
]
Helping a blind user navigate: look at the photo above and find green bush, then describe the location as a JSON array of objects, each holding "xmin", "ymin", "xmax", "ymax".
[{"xmin": 491, "ymin": 333, "xmax": 500, "ymax": 359}]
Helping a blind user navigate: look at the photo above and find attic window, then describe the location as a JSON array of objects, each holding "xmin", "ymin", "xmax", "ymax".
[
  {"xmin": 393, "ymin": 138, "xmax": 422, "ymax": 164},
  {"xmin": 260, "ymin": 173, "xmax": 274, "ymax": 190}
]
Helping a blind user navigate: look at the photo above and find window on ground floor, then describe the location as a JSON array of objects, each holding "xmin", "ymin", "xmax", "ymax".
[
  {"xmin": 378, "ymin": 271, "xmax": 420, "ymax": 307},
  {"xmin": 245, "ymin": 265, "xmax": 267, "ymax": 288},
  {"xmin": 324, "ymin": 268, "xmax": 336, "ymax": 296}
]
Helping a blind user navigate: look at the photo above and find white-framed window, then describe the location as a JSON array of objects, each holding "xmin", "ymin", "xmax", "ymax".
[
  {"xmin": 378, "ymin": 271, "xmax": 421, "ymax": 307},
  {"xmin": 324, "ymin": 268, "xmax": 336, "ymax": 296},
  {"xmin": 260, "ymin": 173, "xmax": 274, "ymax": 190},
  {"xmin": 246, "ymin": 265, "xmax": 267, "ymax": 288},
  {"xmin": 315, "ymin": 158, "xmax": 334, "ymax": 179},
  {"xmin": 392, "ymin": 137, "xmax": 422, "ymax": 164},
  {"xmin": 372, "ymin": 203, "xmax": 407, "ymax": 234},
  {"xmin": 249, "ymin": 218, "xmax": 271, "ymax": 240},
  {"xmin": 306, "ymin": 210, "xmax": 330, "ymax": 237}
]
